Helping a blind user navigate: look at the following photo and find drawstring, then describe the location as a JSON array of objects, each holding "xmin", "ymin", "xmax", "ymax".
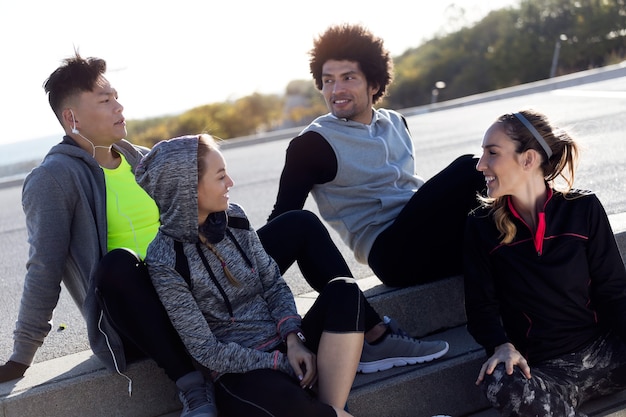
[
  {"xmin": 98, "ymin": 310, "xmax": 133, "ymax": 397},
  {"xmin": 225, "ymin": 229, "xmax": 254, "ymax": 270},
  {"xmin": 194, "ymin": 229, "xmax": 255, "ymax": 322},
  {"xmin": 196, "ymin": 243, "xmax": 236, "ymax": 321}
]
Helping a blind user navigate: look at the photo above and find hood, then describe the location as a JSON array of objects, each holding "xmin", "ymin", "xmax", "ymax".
[{"xmin": 135, "ymin": 135, "xmax": 200, "ymax": 243}]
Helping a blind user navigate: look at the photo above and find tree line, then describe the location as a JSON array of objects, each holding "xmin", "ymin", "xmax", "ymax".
[{"xmin": 128, "ymin": 0, "xmax": 626, "ymax": 148}]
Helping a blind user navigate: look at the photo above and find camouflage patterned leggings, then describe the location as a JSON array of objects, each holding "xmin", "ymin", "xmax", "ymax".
[{"xmin": 480, "ymin": 331, "xmax": 626, "ymax": 417}]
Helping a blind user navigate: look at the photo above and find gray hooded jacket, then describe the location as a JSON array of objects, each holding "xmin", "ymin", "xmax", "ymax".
[
  {"xmin": 135, "ymin": 135, "xmax": 300, "ymax": 379},
  {"xmin": 13, "ymin": 136, "xmax": 147, "ymax": 371}
]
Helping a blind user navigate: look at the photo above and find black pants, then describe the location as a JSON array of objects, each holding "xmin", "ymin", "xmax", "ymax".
[
  {"xmin": 369, "ymin": 154, "xmax": 485, "ymax": 286},
  {"xmin": 258, "ymin": 209, "xmax": 382, "ymax": 332},
  {"xmin": 215, "ymin": 278, "xmax": 365, "ymax": 417},
  {"xmin": 94, "ymin": 248, "xmax": 195, "ymax": 382}
]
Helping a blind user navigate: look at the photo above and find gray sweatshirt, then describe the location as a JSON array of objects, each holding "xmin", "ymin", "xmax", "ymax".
[
  {"xmin": 135, "ymin": 135, "xmax": 300, "ymax": 379},
  {"xmin": 303, "ymin": 108, "xmax": 424, "ymax": 263},
  {"xmin": 12, "ymin": 137, "xmax": 147, "ymax": 371}
]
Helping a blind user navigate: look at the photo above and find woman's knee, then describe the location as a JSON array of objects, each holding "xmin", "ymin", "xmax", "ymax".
[
  {"xmin": 98, "ymin": 248, "xmax": 141, "ymax": 272},
  {"xmin": 216, "ymin": 370, "xmax": 336, "ymax": 417},
  {"xmin": 324, "ymin": 277, "xmax": 360, "ymax": 300},
  {"xmin": 287, "ymin": 210, "xmax": 328, "ymax": 237},
  {"xmin": 328, "ymin": 276, "xmax": 357, "ymax": 285},
  {"xmin": 481, "ymin": 363, "xmax": 532, "ymax": 406},
  {"xmin": 320, "ymin": 278, "xmax": 365, "ymax": 331}
]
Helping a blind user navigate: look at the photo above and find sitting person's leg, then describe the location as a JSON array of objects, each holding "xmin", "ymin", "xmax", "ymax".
[
  {"xmin": 259, "ymin": 210, "xmax": 449, "ymax": 373},
  {"xmin": 258, "ymin": 210, "xmax": 380, "ymax": 331},
  {"xmin": 477, "ymin": 331, "xmax": 626, "ymax": 417},
  {"xmin": 95, "ymin": 248, "xmax": 216, "ymax": 417},
  {"xmin": 95, "ymin": 248, "xmax": 194, "ymax": 379},
  {"xmin": 481, "ymin": 363, "xmax": 582, "ymax": 416},
  {"xmin": 301, "ymin": 277, "xmax": 364, "ymax": 410},
  {"xmin": 215, "ymin": 369, "xmax": 339, "ymax": 417},
  {"xmin": 570, "ymin": 331, "xmax": 626, "ymax": 407},
  {"xmin": 369, "ymin": 154, "xmax": 484, "ymax": 286}
]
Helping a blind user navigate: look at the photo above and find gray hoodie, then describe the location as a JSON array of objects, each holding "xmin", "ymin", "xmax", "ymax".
[
  {"xmin": 135, "ymin": 135, "xmax": 300, "ymax": 379},
  {"xmin": 13, "ymin": 137, "xmax": 147, "ymax": 371}
]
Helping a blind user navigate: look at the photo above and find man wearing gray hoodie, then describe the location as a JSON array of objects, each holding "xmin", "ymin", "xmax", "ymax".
[{"xmin": 0, "ymin": 52, "xmax": 216, "ymax": 417}]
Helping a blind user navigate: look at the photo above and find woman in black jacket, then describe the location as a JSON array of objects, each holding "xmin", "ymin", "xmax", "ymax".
[{"xmin": 464, "ymin": 109, "xmax": 626, "ymax": 416}]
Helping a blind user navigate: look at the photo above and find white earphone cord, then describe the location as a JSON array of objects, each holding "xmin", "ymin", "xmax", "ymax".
[{"xmin": 70, "ymin": 109, "xmax": 111, "ymax": 158}]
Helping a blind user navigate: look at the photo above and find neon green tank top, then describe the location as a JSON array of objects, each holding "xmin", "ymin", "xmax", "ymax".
[{"xmin": 103, "ymin": 154, "xmax": 159, "ymax": 259}]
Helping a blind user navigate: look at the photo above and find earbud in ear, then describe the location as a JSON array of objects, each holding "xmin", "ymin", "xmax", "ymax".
[{"xmin": 70, "ymin": 109, "xmax": 79, "ymax": 134}]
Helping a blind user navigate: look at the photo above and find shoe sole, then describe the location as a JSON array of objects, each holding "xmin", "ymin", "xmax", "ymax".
[{"xmin": 357, "ymin": 342, "xmax": 450, "ymax": 374}]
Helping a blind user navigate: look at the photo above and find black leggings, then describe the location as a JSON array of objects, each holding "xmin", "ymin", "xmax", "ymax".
[
  {"xmin": 368, "ymin": 154, "xmax": 485, "ymax": 286},
  {"xmin": 215, "ymin": 278, "xmax": 365, "ymax": 417},
  {"xmin": 258, "ymin": 209, "xmax": 382, "ymax": 332},
  {"xmin": 94, "ymin": 248, "xmax": 195, "ymax": 382}
]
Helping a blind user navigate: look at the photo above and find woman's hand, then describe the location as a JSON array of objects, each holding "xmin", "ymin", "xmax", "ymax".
[
  {"xmin": 286, "ymin": 333, "xmax": 317, "ymax": 389},
  {"xmin": 476, "ymin": 342, "xmax": 531, "ymax": 385}
]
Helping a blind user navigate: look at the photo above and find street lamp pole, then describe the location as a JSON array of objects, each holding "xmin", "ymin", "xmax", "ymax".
[
  {"xmin": 431, "ymin": 81, "xmax": 447, "ymax": 104},
  {"xmin": 550, "ymin": 34, "xmax": 568, "ymax": 78}
]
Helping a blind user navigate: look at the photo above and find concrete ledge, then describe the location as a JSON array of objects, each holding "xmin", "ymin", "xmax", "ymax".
[
  {"xmin": 0, "ymin": 351, "xmax": 179, "ymax": 417},
  {"xmin": 349, "ymin": 325, "xmax": 489, "ymax": 417},
  {"xmin": 298, "ymin": 274, "xmax": 466, "ymax": 338}
]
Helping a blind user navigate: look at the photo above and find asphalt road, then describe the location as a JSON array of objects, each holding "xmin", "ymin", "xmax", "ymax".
[{"xmin": 1, "ymin": 69, "xmax": 625, "ymax": 366}]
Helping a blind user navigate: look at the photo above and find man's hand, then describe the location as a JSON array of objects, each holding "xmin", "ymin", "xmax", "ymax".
[
  {"xmin": 285, "ymin": 333, "xmax": 317, "ymax": 389},
  {"xmin": 0, "ymin": 360, "xmax": 29, "ymax": 383},
  {"xmin": 476, "ymin": 342, "xmax": 531, "ymax": 385}
]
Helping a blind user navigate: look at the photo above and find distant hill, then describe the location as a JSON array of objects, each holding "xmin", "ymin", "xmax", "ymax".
[{"xmin": 0, "ymin": 135, "xmax": 59, "ymax": 178}]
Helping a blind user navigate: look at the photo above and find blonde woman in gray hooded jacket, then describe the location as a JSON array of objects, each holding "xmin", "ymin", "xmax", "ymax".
[{"xmin": 135, "ymin": 134, "xmax": 365, "ymax": 417}]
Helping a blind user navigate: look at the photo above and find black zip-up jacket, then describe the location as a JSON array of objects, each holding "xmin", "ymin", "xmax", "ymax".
[{"xmin": 464, "ymin": 189, "xmax": 626, "ymax": 364}]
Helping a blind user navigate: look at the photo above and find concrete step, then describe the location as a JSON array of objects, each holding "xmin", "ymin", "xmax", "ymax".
[
  {"xmin": 155, "ymin": 325, "xmax": 487, "ymax": 417},
  {"xmin": 0, "ymin": 275, "xmax": 478, "ymax": 417},
  {"xmin": 0, "ymin": 350, "xmax": 179, "ymax": 417},
  {"xmin": 349, "ymin": 325, "xmax": 487, "ymax": 417}
]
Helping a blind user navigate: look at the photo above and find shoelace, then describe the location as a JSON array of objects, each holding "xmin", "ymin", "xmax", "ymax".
[
  {"xmin": 388, "ymin": 332, "xmax": 418, "ymax": 342},
  {"xmin": 390, "ymin": 326, "xmax": 411, "ymax": 338},
  {"xmin": 384, "ymin": 316, "xmax": 412, "ymax": 339}
]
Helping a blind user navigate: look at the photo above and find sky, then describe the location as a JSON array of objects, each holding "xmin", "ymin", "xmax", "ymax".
[{"xmin": 0, "ymin": 0, "xmax": 518, "ymax": 146}]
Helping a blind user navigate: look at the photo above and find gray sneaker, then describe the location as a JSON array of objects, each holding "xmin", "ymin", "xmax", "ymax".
[
  {"xmin": 176, "ymin": 370, "xmax": 218, "ymax": 417},
  {"xmin": 358, "ymin": 316, "xmax": 450, "ymax": 373}
]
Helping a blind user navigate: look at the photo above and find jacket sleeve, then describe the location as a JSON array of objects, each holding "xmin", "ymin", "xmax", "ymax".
[
  {"xmin": 585, "ymin": 195, "xmax": 626, "ymax": 339},
  {"xmin": 245, "ymin": 228, "xmax": 302, "ymax": 340},
  {"xmin": 267, "ymin": 132, "xmax": 337, "ymax": 222},
  {"xmin": 12, "ymin": 166, "xmax": 75, "ymax": 365},
  {"xmin": 463, "ymin": 215, "xmax": 510, "ymax": 355},
  {"xmin": 147, "ymin": 249, "xmax": 294, "ymax": 376}
]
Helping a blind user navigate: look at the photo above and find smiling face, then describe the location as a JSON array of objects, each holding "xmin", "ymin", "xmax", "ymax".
[
  {"xmin": 320, "ymin": 59, "xmax": 379, "ymax": 124},
  {"xmin": 476, "ymin": 122, "xmax": 530, "ymax": 199},
  {"xmin": 197, "ymin": 148, "xmax": 234, "ymax": 224}
]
